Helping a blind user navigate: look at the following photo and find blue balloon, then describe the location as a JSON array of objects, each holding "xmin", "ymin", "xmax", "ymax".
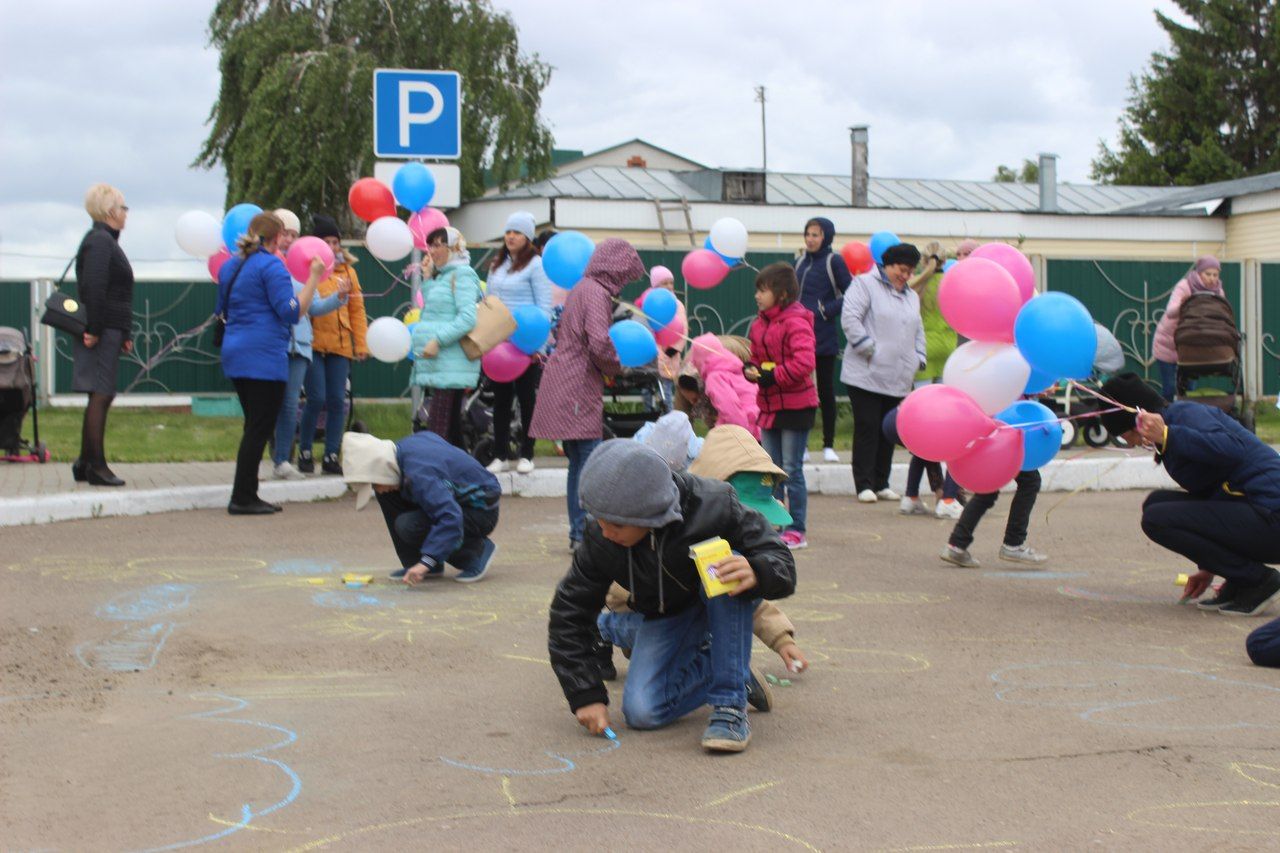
[
  {"xmin": 996, "ymin": 400, "xmax": 1062, "ymax": 471},
  {"xmin": 1024, "ymin": 366, "xmax": 1058, "ymax": 395},
  {"xmin": 942, "ymin": 259, "xmax": 957, "ymax": 272},
  {"xmin": 609, "ymin": 319, "xmax": 658, "ymax": 368},
  {"xmin": 510, "ymin": 305, "xmax": 551, "ymax": 355},
  {"xmin": 392, "ymin": 163, "xmax": 436, "ymax": 212},
  {"xmin": 222, "ymin": 203, "xmax": 263, "ymax": 252},
  {"xmin": 1014, "ymin": 293, "xmax": 1097, "ymax": 380},
  {"xmin": 702, "ymin": 236, "xmax": 741, "ymax": 267},
  {"xmin": 869, "ymin": 230, "xmax": 901, "ymax": 265},
  {"xmin": 542, "ymin": 231, "xmax": 595, "ymax": 288},
  {"xmin": 641, "ymin": 288, "xmax": 678, "ymax": 331}
]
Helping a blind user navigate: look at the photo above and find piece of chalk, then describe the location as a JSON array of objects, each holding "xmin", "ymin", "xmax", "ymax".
[
  {"xmin": 765, "ymin": 673, "xmax": 779, "ymax": 684},
  {"xmin": 307, "ymin": 578, "xmax": 325, "ymax": 585},
  {"xmin": 790, "ymin": 661, "xmax": 804, "ymax": 673},
  {"xmin": 603, "ymin": 727, "xmax": 616, "ymax": 740},
  {"xmin": 779, "ymin": 679, "xmax": 792, "ymax": 687},
  {"xmin": 1175, "ymin": 573, "xmax": 1189, "ymax": 586}
]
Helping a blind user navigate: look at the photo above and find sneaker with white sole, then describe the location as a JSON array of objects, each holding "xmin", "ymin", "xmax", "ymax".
[
  {"xmin": 1219, "ymin": 570, "xmax": 1280, "ymax": 617},
  {"xmin": 822, "ymin": 447, "xmax": 839, "ymax": 463},
  {"xmin": 456, "ymin": 538, "xmax": 498, "ymax": 583},
  {"xmin": 486, "ymin": 458, "xmax": 508, "ymax": 474},
  {"xmin": 802, "ymin": 448, "xmax": 811, "ymax": 463},
  {"xmin": 999, "ymin": 543, "xmax": 1048, "ymax": 565},
  {"xmin": 701, "ymin": 706, "xmax": 751, "ymax": 752},
  {"xmin": 746, "ymin": 666, "xmax": 773, "ymax": 712},
  {"xmin": 934, "ymin": 499, "xmax": 963, "ymax": 519},
  {"xmin": 780, "ymin": 529, "xmax": 808, "ymax": 550},
  {"xmin": 940, "ymin": 545, "xmax": 981, "ymax": 568},
  {"xmin": 1196, "ymin": 580, "xmax": 1238, "ymax": 611},
  {"xmin": 515, "ymin": 458, "xmax": 535, "ymax": 474},
  {"xmin": 272, "ymin": 461, "xmax": 304, "ymax": 480},
  {"xmin": 876, "ymin": 487, "xmax": 900, "ymax": 501},
  {"xmin": 857, "ymin": 489, "xmax": 878, "ymax": 503},
  {"xmin": 899, "ymin": 497, "xmax": 929, "ymax": 516}
]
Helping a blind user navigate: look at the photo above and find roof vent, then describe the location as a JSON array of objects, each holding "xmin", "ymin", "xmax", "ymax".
[{"xmin": 722, "ymin": 170, "xmax": 766, "ymax": 203}]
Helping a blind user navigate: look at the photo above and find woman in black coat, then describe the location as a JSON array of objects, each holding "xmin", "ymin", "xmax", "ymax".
[{"xmin": 72, "ymin": 183, "xmax": 135, "ymax": 486}]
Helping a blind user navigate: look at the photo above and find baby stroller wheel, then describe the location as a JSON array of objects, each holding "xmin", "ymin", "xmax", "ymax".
[
  {"xmin": 35, "ymin": 442, "xmax": 48, "ymax": 463},
  {"xmin": 1083, "ymin": 422, "xmax": 1111, "ymax": 448},
  {"xmin": 1058, "ymin": 419, "xmax": 1077, "ymax": 450},
  {"xmin": 471, "ymin": 436, "xmax": 496, "ymax": 467}
]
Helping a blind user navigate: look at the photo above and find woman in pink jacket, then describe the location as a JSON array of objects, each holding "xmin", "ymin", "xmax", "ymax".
[
  {"xmin": 1152, "ymin": 256, "xmax": 1223, "ymax": 401},
  {"xmin": 746, "ymin": 263, "xmax": 818, "ymax": 550},
  {"xmin": 529, "ymin": 239, "xmax": 647, "ymax": 550},
  {"xmin": 684, "ymin": 334, "xmax": 760, "ymax": 437}
]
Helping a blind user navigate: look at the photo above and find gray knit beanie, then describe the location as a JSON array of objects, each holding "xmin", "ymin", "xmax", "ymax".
[{"xmin": 579, "ymin": 439, "xmax": 683, "ymax": 528}]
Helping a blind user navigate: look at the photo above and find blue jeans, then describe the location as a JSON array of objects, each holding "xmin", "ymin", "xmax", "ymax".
[
  {"xmin": 760, "ymin": 427, "xmax": 809, "ymax": 533},
  {"xmin": 597, "ymin": 591, "xmax": 755, "ymax": 727},
  {"xmin": 1157, "ymin": 360, "xmax": 1177, "ymax": 402},
  {"xmin": 1247, "ymin": 617, "xmax": 1280, "ymax": 668},
  {"xmin": 272, "ymin": 355, "xmax": 310, "ymax": 465},
  {"xmin": 300, "ymin": 352, "xmax": 350, "ymax": 457},
  {"xmin": 563, "ymin": 438, "xmax": 601, "ymax": 543}
]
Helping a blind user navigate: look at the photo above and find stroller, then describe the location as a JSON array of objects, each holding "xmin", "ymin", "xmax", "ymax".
[
  {"xmin": 1173, "ymin": 292, "xmax": 1253, "ymax": 432},
  {"xmin": 1048, "ymin": 323, "xmax": 1127, "ymax": 450},
  {"xmin": 601, "ymin": 304, "xmax": 670, "ymax": 439},
  {"xmin": 0, "ymin": 327, "xmax": 49, "ymax": 463}
]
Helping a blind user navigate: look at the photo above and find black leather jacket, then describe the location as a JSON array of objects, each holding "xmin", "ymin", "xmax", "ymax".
[{"xmin": 547, "ymin": 472, "xmax": 796, "ymax": 711}]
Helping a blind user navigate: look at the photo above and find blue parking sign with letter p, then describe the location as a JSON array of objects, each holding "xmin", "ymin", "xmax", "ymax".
[{"xmin": 373, "ymin": 69, "xmax": 461, "ymax": 159}]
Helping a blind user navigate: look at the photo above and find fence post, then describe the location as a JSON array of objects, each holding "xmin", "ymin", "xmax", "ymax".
[
  {"xmin": 1243, "ymin": 259, "xmax": 1262, "ymax": 402},
  {"xmin": 30, "ymin": 278, "xmax": 54, "ymax": 405}
]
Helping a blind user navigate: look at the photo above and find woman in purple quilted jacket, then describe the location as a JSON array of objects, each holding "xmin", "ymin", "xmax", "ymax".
[{"xmin": 528, "ymin": 239, "xmax": 646, "ymax": 551}]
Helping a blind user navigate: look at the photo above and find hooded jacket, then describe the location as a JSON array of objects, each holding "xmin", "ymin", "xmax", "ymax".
[
  {"xmin": 1153, "ymin": 277, "xmax": 1226, "ymax": 364},
  {"xmin": 1159, "ymin": 401, "xmax": 1280, "ymax": 511},
  {"xmin": 529, "ymin": 239, "xmax": 646, "ymax": 441},
  {"xmin": 685, "ymin": 333, "xmax": 760, "ymax": 438},
  {"xmin": 547, "ymin": 471, "xmax": 796, "ymax": 711},
  {"xmin": 411, "ymin": 260, "xmax": 482, "ymax": 390},
  {"xmin": 310, "ymin": 254, "xmax": 369, "ymax": 359},
  {"xmin": 747, "ymin": 301, "xmax": 819, "ymax": 427},
  {"xmin": 794, "ymin": 217, "xmax": 851, "ymax": 356}
]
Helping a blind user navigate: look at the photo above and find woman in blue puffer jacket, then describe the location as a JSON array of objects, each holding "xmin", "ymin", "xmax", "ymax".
[{"xmin": 795, "ymin": 217, "xmax": 851, "ymax": 462}]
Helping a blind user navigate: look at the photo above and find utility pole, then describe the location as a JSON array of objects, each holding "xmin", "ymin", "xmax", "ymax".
[{"xmin": 754, "ymin": 85, "xmax": 767, "ymax": 174}]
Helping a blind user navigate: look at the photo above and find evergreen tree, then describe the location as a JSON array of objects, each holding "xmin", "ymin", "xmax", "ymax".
[
  {"xmin": 195, "ymin": 0, "xmax": 553, "ymax": 226},
  {"xmin": 992, "ymin": 159, "xmax": 1039, "ymax": 183},
  {"xmin": 1091, "ymin": 0, "xmax": 1280, "ymax": 185}
]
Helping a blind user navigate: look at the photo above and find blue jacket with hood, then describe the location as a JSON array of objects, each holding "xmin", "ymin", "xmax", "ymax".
[
  {"xmin": 794, "ymin": 217, "xmax": 851, "ymax": 356},
  {"xmin": 394, "ymin": 430, "xmax": 502, "ymax": 565},
  {"xmin": 1160, "ymin": 401, "xmax": 1280, "ymax": 511}
]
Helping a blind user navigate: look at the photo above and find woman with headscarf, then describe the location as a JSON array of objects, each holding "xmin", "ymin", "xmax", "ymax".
[
  {"xmin": 1152, "ymin": 256, "xmax": 1224, "ymax": 401},
  {"xmin": 795, "ymin": 217, "xmax": 851, "ymax": 462},
  {"xmin": 71, "ymin": 183, "xmax": 134, "ymax": 486},
  {"xmin": 412, "ymin": 227, "xmax": 481, "ymax": 448}
]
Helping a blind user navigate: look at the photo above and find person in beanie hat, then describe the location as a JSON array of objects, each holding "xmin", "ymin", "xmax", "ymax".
[
  {"xmin": 1099, "ymin": 373, "xmax": 1280, "ymax": 618},
  {"xmin": 1152, "ymin": 255, "xmax": 1226, "ymax": 401},
  {"xmin": 342, "ymin": 430, "xmax": 502, "ymax": 585},
  {"xmin": 548, "ymin": 439, "xmax": 796, "ymax": 753}
]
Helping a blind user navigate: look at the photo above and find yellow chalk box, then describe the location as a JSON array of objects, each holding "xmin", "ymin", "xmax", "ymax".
[
  {"xmin": 689, "ymin": 537, "xmax": 738, "ymax": 598},
  {"xmin": 1175, "ymin": 573, "xmax": 1189, "ymax": 586},
  {"xmin": 342, "ymin": 573, "xmax": 374, "ymax": 586}
]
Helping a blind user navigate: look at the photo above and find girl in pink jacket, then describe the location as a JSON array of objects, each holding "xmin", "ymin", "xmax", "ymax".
[
  {"xmin": 684, "ymin": 334, "xmax": 761, "ymax": 438},
  {"xmin": 1153, "ymin": 256, "xmax": 1223, "ymax": 401}
]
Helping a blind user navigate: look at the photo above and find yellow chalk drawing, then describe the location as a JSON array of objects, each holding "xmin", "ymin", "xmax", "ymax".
[
  {"xmin": 695, "ymin": 780, "xmax": 779, "ymax": 810},
  {"xmin": 308, "ymin": 607, "xmax": 499, "ymax": 643},
  {"xmin": 1231, "ymin": 763, "xmax": 1280, "ymax": 790},
  {"xmin": 208, "ymin": 813, "xmax": 293, "ymax": 834},
  {"xmin": 799, "ymin": 641, "xmax": 931, "ymax": 674},
  {"xmin": 879, "ymin": 843, "xmax": 1018, "ymax": 852},
  {"xmin": 6, "ymin": 555, "xmax": 264, "ymax": 583},
  {"xmin": 500, "ymin": 777, "xmax": 517, "ymax": 809},
  {"xmin": 793, "ymin": 591, "xmax": 949, "ymax": 606},
  {"xmin": 1126, "ymin": 799, "xmax": 1280, "ymax": 835},
  {"xmin": 784, "ymin": 609, "xmax": 845, "ymax": 623}
]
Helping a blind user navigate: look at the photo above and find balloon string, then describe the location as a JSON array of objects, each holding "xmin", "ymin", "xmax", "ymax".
[
  {"xmin": 611, "ymin": 297, "xmax": 724, "ymax": 361},
  {"xmin": 995, "ymin": 405, "xmax": 1125, "ymax": 432}
]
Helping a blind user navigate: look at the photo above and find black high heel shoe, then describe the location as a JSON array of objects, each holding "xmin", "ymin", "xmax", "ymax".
[
  {"xmin": 86, "ymin": 467, "xmax": 125, "ymax": 487},
  {"xmin": 71, "ymin": 459, "xmax": 87, "ymax": 482}
]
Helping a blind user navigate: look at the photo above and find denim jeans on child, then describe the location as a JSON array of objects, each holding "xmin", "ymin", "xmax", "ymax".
[
  {"xmin": 563, "ymin": 438, "xmax": 601, "ymax": 543},
  {"xmin": 272, "ymin": 354, "xmax": 310, "ymax": 465},
  {"xmin": 300, "ymin": 352, "xmax": 350, "ymax": 457},
  {"xmin": 760, "ymin": 427, "xmax": 809, "ymax": 532},
  {"xmin": 596, "ymin": 589, "xmax": 755, "ymax": 728}
]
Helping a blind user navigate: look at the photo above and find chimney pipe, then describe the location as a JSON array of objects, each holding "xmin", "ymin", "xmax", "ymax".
[
  {"xmin": 1038, "ymin": 152, "xmax": 1058, "ymax": 213},
  {"xmin": 850, "ymin": 125, "xmax": 869, "ymax": 207}
]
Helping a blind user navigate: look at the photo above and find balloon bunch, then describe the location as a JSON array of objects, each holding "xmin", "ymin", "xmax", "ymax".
[
  {"xmin": 681, "ymin": 217, "xmax": 748, "ymax": 289},
  {"xmin": 349, "ymin": 164, "xmax": 449, "ymax": 262},
  {"xmin": 481, "ymin": 306, "xmax": 552, "ymax": 382},
  {"xmin": 897, "ymin": 243, "xmax": 1096, "ymax": 493},
  {"xmin": 175, "ymin": 204, "xmax": 335, "ymax": 285}
]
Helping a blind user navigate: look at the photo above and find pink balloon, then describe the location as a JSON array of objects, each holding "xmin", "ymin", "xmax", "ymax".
[
  {"xmin": 481, "ymin": 341, "xmax": 532, "ymax": 383},
  {"xmin": 937, "ymin": 257, "xmax": 1022, "ymax": 343},
  {"xmin": 655, "ymin": 312, "xmax": 687, "ymax": 348},
  {"xmin": 285, "ymin": 236, "xmax": 335, "ymax": 283},
  {"xmin": 970, "ymin": 243, "xmax": 1036, "ymax": 304},
  {"xmin": 947, "ymin": 423, "xmax": 1024, "ymax": 494},
  {"xmin": 207, "ymin": 248, "xmax": 231, "ymax": 283},
  {"xmin": 414, "ymin": 289, "xmax": 424, "ymax": 308},
  {"xmin": 681, "ymin": 249, "xmax": 731, "ymax": 290},
  {"xmin": 896, "ymin": 384, "xmax": 997, "ymax": 462},
  {"xmin": 408, "ymin": 208, "xmax": 450, "ymax": 250}
]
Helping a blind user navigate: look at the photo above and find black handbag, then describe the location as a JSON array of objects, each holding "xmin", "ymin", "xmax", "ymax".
[
  {"xmin": 40, "ymin": 257, "xmax": 88, "ymax": 336},
  {"xmin": 212, "ymin": 257, "xmax": 247, "ymax": 348}
]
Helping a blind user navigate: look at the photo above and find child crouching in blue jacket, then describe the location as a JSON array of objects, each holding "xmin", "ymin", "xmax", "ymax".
[{"xmin": 341, "ymin": 431, "xmax": 501, "ymax": 584}]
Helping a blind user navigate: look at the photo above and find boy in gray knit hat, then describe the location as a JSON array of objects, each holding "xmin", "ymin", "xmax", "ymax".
[{"xmin": 547, "ymin": 439, "xmax": 796, "ymax": 752}]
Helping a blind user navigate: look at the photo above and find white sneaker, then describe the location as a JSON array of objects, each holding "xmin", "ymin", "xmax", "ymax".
[
  {"xmin": 515, "ymin": 458, "xmax": 535, "ymax": 475},
  {"xmin": 876, "ymin": 488, "xmax": 900, "ymax": 501},
  {"xmin": 486, "ymin": 458, "xmax": 508, "ymax": 474},
  {"xmin": 273, "ymin": 461, "xmax": 304, "ymax": 480},
  {"xmin": 857, "ymin": 489, "xmax": 878, "ymax": 503},
  {"xmin": 802, "ymin": 448, "xmax": 811, "ymax": 463},
  {"xmin": 1000, "ymin": 544, "xmax": 1049, "ymax": 565},
  {"xmin": 822, "ymin": 447, "xmax": 839, "ymax": 463},
  {"xmin": 899, "ymin": 497, "xmax": 928, "ymax": 516},
  {"xmin": 934, "ymin": 499, "xmax": 963, "ymax": 519}
]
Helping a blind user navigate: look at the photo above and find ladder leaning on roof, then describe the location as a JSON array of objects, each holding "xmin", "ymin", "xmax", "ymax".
[{"xmin": 651, "ymin": 197, "xmax": 697, "ymax": 248}]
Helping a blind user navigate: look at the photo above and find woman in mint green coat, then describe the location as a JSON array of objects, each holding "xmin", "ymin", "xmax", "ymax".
[{"xmin": 412, "ymin": 226, "xmax": 481, "ymax": 447}]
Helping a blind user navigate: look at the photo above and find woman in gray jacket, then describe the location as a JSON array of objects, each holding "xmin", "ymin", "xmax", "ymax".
[{"xmin": 841, "ymin": 243, "xmax": 926, "ymax": 503}]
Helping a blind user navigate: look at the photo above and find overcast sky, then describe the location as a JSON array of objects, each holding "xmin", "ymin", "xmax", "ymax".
[{"xmin": 0, "ymin": 0, "xmax": 1184, "ymax": 281}]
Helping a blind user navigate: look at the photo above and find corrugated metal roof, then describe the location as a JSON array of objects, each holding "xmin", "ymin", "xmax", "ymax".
[
  {"xmin": 1107, "ymin": 171, "xmax": 1280, "ymax": 213},
  {"xmin": 489, "ymin": 166, "xmax": 1192, "ymax": 215}
]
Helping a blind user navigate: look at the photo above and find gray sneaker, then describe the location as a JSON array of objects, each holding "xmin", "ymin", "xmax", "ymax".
[
  {"xmin": 701, "ymin": 706, "xmax": 751, "ymax": 752},
  {"xmin": 272, "ymin": 461, "xmax": 304, "ymax": 480},
  {"xmin": 999, "ymin": 544, "xmax": 1048, "ymax": 565},
  {"xmin": 940, "ymin": 545, "xmax": 981, "ymax": 568}
]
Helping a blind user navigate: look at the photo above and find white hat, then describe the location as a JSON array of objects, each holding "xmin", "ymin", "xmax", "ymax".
[
  {"xmin": 340, "ymin": 432, "xmax": 400, "ymax": 510},
  {"xmin": 274, "ymin": 208, "xmax": 301, "ymax": 233}
]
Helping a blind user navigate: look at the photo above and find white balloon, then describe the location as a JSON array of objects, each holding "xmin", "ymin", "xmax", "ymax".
[
  {"xmin": 174, "ymin": 210, "xmax": 223, "ymax": 258},
  {"xmin": 365, "ymin": 216, "xmax": 415, "ymax": 261},
  {"xmin": 942, "ymin": 341, "xmax": 1031, "ymax": 415},
  {"xmin": 366, "ymin": 316, "xmax": 412, "ymax": 363},
  {"xmin": 708, "ymin": 217, "xmax": 748, "ymax": 259}
]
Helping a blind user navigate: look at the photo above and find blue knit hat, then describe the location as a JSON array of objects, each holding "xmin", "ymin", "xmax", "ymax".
[{"xmin": 504, "ymin": 211, "xmax": 536, "ymax": 241}]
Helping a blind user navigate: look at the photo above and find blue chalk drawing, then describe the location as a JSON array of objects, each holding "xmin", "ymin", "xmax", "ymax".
[
  {"xmin": 75, "ymin": 622, "xmax": 177, "ymax": 672},
  {"xmin": 96, "ymin": 584, "xmax": 195, "ymax": 621},
  {"xmin": 440, "ymin": 738, "xmax": 620, "ymax": 776},
  {"xmin": 133, "ymin": 694, "xmax": 301, "ymax": 852},
  {"xmin": 312, "ymin": 591, "xmax": 394, "ymax": 610},
  {"xmin": 269, "ymin": 559, "xmax": 343, "ymax": 576},
  {"xmin": 982, "ymin": 571, "xmax": 1087, "ymax": 580}
]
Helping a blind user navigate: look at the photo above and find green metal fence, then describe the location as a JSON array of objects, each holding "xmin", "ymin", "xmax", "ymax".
[{"xmin": 1261, "ymin": 263, "xmax": 1280, "ymax": 396}]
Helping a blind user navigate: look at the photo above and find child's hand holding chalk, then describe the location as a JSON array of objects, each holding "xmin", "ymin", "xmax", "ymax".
[
  {"xmin": 574, "ymin": 702, "xmax": 611, "ymax": 737},
  {"xmin": 778, "ymin": 642, "xmax": 808, "ymax": 674}
]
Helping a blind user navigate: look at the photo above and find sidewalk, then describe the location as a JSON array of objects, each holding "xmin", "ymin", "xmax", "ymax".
[{"xmin": 0, "ymin": 449, "xmax": 1175, "ymax": 527}]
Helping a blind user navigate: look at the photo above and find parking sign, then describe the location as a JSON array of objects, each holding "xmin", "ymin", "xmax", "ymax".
[{"xmin": 373, "ymin": 69, "xmax": 461, "ymax": 159}]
